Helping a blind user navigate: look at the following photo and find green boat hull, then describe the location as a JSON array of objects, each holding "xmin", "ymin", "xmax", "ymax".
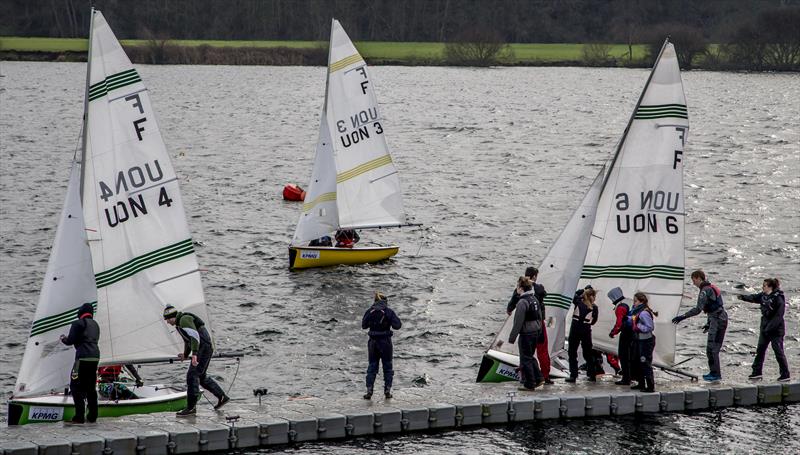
[
  {"xmin": 476, "ymin": 354, "xmax": 520, "ymax": 383},
  {"xmin": 7, "ymin": 392, "xmax": 187, "ymax": 425}
]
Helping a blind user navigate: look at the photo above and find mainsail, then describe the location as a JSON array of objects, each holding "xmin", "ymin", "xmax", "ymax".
[
  {"xmin": 13, "ymin": 161, "xmax": 98, "ymax": 398},
  {"xmin": 579, "ymin": 41, "xmax": 688, "ymax": 366},
  {"xmin": 292, "ymin": 19, "xmax": 406, "ymax": 244},
  {"xmin": 326, "ymin": 19, "xmax": 405, "ymax": 230},
  {"xmin": 81, "ymin": 10, "xmax": 210, "ymax": 365}
]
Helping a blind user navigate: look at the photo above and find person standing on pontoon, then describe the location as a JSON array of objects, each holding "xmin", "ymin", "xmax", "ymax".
[{"xmin": 738, "ymin": 278, "xmax": 790, "ymax": 382}]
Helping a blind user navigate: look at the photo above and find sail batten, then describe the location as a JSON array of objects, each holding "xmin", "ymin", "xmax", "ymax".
[
  {"xmin": 291, "ymin": 19, "xmax": 406, "ymax": 246},
  {"xmin": 81, "ymin": 10, "xmax": 210, "ymax": 365}
]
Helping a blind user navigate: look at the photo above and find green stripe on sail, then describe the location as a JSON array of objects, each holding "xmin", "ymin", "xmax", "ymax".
[
  {"xmin": 30, "ymin": 302, "xmax": 97, "ymax": 337},
  {"xmin": 88, "ymin": 69, "xmax": 142, "ymax": 102},
  {"xmin": 634, "ymin": 103, "xmax": 688, "ymax": 120},
  {"xmin": 544, "ymin": 294, "xmax": 572, "ymax": 310},
  {"xmin": 94, "ymin": 239, "xmax": 194, "ymax": 288},
  {"xmin": 329, "ymin": 53, "xmax": 364, "ymax": 73},
  {"xmin": 581, "ymin": 264, "xmax": 684, "ymax": 280},
  {"xmin": 302, "ymin": 192, "xmax": 336, "ymax": 212},
  {"xmin": 336, "ymin": 154, "xmax": 393, "ymax": 184}
]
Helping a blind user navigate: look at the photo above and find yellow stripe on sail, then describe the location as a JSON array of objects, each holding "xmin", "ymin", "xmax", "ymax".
[
  {"xmin": 302, "ymin": 192, "xmax": 337, "ymax": 212},
  {"xmin": 336, "ymin": 154, "xmax": 393, "ymax": 184},
  {"xmin": 329, "ymin": 54, "xmax": 364, "ymax": 73}
]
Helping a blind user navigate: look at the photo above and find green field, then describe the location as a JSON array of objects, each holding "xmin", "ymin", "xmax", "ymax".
[{"xmin": 0, "ymin": 36, "xmax": 649, "ymax": 63}]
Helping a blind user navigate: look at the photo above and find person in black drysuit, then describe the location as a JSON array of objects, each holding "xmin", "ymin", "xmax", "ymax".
[
  {"xmin": 163, "ymin": 305, "xmax": 229, "ymax": 416},
  {"xmin": 508, "ymin": 276, "xmax": 544, "ymax": 390},
  {"xmin": 566, "ymin": 286, "xmax": 599, "ymax": 382},
  {"xmin": 738, "ymin": 278, "xmax": 791, "ymax": 382},
  {"xmin": 362, "ymin": 292, "xmax": 402, "ymax": 399},
  {"xmin": 60, "ymin": 302, "xmax": 100, "ymax": 423}
]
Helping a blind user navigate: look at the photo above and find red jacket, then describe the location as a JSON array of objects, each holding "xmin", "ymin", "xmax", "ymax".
[{"xmin": 609, "ymin": 303, "xmax": 630, "ymax": 337}]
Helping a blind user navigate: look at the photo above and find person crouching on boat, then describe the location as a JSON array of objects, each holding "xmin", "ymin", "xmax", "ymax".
[
  {"xmin": 163, "ymin": 305, "xmax": 230, "ymax": 416},
  {"xmin": 362, "ymin": 292, "xmax": 402, "ymax": 399},
  {"xmin": 566, "ymin": 286, "xmax": 598, "ymax": 383},
  {"xmin": 508, "ymin": 276, "xmax": 544, "ymax": 391},
  {"xmin": 672, "ymin": 270, "xmax": 728, "ymax": 382},
  {"xmin": 608, "ymin": 287, "xmax": 634, "ymax": 385},
  {"xmin": 335, "ymin": 229, "xmax": 360, "ymax": 248},
  {"xmin": 631, "ymin": 292, "xmax": 657, "ymax": 392},
  {"xmin": 738, "ymin": 278, "xmax": 790, "ymax": 382},
  {"xmin": 60, "ymin": 302, "xmax": 100, "ymax": 424}
]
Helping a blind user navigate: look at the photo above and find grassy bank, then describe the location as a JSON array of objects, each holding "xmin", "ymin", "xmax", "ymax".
[{"xmin": 0, "ymin": 36, "xmax": 652, "ymax": 66}]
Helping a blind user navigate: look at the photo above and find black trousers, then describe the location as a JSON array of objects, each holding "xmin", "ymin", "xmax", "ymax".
[
  {"xmin": 186, "ymin": 339, "xmax": 225, "ymax": 409},
  {"xmin": 637, "ymin": 336, "xmax": 656, "ymax": 388},
  {"xmin": 366, "ymin": 337, "xmax": 394, "ymax": 391},
  {"xmin": 618, "ymin": 330, "xmax": 633, "ymax": 382},
  {"xmin": 518, "ymin": 331, "xmax": 543, "ymax": 388},
  {"xmin": 752, "ymin": 331, "xmax": 790, "ymax": 378},
  {"xmin": 71, "ymin": 359, "xmax": 99, "ymax": 423},
  {"xmin": 568, "ymin": 324, "xmax": 596, "ymax": 378}
]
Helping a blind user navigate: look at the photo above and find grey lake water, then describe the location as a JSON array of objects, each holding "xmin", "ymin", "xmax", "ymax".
[{"xmin": 1, "ymin": 62, "xmax": 799, "ymax": 453}]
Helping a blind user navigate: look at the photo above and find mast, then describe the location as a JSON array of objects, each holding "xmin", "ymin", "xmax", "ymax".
[
  {"xmin": 78, "ymin": 7, "xmax": 95, "ymax": 200},
  {"xmin": 600, "ymin": 37, "xmax": 670, "ymax": 191}
]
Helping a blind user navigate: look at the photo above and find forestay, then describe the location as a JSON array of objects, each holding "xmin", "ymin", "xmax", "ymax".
[
  {"xmin": 579, "ymin": 42, "xmax": 688, "ymax": 366},
  {"xmin": 326, "ymin": 19, "xmax": 405, "ymax": 230},
  {"xmin": 81, "ymin": 10, "xmax": 210, "ymax": 365},
  {"xmin": 13, "ymin": 162, "xmax": 98, "ymax": 398}
]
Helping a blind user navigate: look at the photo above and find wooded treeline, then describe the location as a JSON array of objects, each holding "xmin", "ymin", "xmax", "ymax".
[{"xmin": 1, "ymin": 0, "xmax": 797, "ymax": 43}]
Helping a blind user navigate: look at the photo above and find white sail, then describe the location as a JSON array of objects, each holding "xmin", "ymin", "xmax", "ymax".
[
  {"xmin": 81, "ymin": 10, "xmax": 210, "ymax": 364},
  {"xmin": 326, "ymin": 19, "xmax": 405, "ymax": 229},
  {"xmin": 13, "ymin": 162, "xmax": 98, "ymax": 398},
  {"xmin": 580, "ymin": 42, "xmax": 688, "ymax": 366},
  {"xmin": 542, "ymin": 166, "xmax": 606, "ymax": 359},
  {"xmin": 484, "ymin": 167, "xmax": 605, "ymax": 364},
  {"xmin": 291, "ymin": 111, "xmax": 340, "ymax": 245}
]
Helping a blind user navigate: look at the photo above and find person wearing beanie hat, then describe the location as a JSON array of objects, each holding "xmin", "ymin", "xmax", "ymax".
[
  {"xmin": 362, "ymin": 292, "xmax": 402, "ymax": 399},
  {"xmin": 607, "ymin": 287, "xmax": 635, "ymax": 385},
  {"xmin": 163, "ymin": 305, "xmax": 229, "ymax": 416},
  {"xmin": 60, "ymin": 302, "xmax": 100, "ymax": 423}
]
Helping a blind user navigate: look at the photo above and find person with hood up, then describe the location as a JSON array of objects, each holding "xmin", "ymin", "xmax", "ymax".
[
  {"xmin": 362, "ymin": 292, "xmax": 402, "ymax": 399},
  {"xmin": 608, "ymin": 287, "xmax": 635, "ymax": 385},
  {"xmin": 738, "ymin": 278, "xmax": 790, "ymax": 382},
  {"xmin": 506, "ymin": 267, "xmax": 552, "ymax": 384},
  {"xmin": 508, "ymin": 276, "xmax": 544, "ymax": 391},
  {"xmin": 163, "ymin": 305, "xmax": 229, "ymax": 416},
  {"xmin": 60, "ymin": 302, "xmax": 100, "ymax": 423},
  {"xmin": 672, "ymin": 270, "xmax": 728, "ymax": 382}
]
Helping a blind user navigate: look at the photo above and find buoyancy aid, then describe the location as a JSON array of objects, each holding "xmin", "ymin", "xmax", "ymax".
[{"xmin": 702, "ymin": 283, "xmax": 724, "ymax": 313}]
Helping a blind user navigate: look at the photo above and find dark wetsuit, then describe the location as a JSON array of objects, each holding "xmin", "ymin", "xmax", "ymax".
[
  {"xmin": 568, "ymin": 292, "xmax": 599, "ymax": 379},
  {"xmin": 175, "ymin": 312, "xmax": 226, "ymax": 409},
  {"xmin": 61, "ymin": 302, "xmax": 100, "ymax": 423},
  {"xmin": 362, "ymin": 299, "xmax": 402, "ymax": 393},
  {"xmin": 740, "ymin": 289, "xmax": 789, "ymax": 378}
]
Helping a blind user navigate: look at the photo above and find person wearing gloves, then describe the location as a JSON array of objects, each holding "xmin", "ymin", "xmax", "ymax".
[
  {"xmin": 672, "ymin": 270, "xmax": 728, "ymax": 382},
  {"xmin": 738, "ymin": 278, "xmax": 790, "ymax": 382},
  {"xmin": 608, "ymin": 287, "xmax": 634, "ymax": 385},
  {"xmin": 566, "ymin": 286, "xmax": 599, "ymax": 383},
  {"xmin": 362, "ymin": 292, "xmax": 402, "ymax": 399}
]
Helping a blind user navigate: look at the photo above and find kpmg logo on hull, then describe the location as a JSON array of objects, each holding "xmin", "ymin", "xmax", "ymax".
[
  {"xmin": 29, "ymin": 406, "xmax": 64, "ymax": 421},
  {"xmin": 301, "ymin": 250, "xmax": 320, "ymax": 259},
  {"xmin": 497, "ymin": 363, "xmax": 520, "ymax": 381}
]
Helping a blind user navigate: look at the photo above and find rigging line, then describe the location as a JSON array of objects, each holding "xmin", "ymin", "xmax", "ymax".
[
  {"xmin": 108, "ymin": 87, "xmax": 146, "ymax": 103},
  {"xmin": 128, "ymin": 176, "xmax": 178, "ymax": 196},
  {"xmin": 369, "ymin": 170, "xmax": 397, "ymax": 183},
  {"xmin": 152, "ymin": 268, "xmax": 201, "ymax": 286}
]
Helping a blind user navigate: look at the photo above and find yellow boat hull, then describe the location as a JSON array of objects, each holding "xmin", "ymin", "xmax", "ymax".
[{"xmin": 289, "ymin": 246, "xmax": 399, "ymax": 270}]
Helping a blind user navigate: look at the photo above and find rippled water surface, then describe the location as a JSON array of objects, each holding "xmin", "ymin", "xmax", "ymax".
[{"xmin": 1, "ymin": 63, "xmax": 798, "ymax": 452}]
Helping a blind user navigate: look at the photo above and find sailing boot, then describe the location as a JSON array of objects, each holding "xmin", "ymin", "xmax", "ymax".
[
  {"xmin": 176, "ymin": 407, "xmax": 196, "ymax": 417},
  {"xmin": 643, "ymin": 377, "xmax": 655, "ymax": 393},
  {"xmin": 214, "ymin": 395, "xmax": 231, "ymax": 410},
  {"xmin": 363, "ymin": 389, "xmax": 373, "ymax": 400},
  {"xmin": 384, "ymin": 389, "xmax": 393, "ymax": 399}
]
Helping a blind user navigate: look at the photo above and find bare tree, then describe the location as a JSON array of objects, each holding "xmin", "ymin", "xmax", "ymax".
[
  {"xmin": 645, "ymin": 24, "xmax": 708, "ymax": 69},
  {"xmin": 582, "ymin": 42, "xmax": 613, "ymax": 66},
  {"xmin": 444, "ymin": 27, "xmax": 510, "ymax": 66}
]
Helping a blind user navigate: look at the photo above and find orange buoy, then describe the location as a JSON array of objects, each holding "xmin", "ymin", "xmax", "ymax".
[{"xmin": 283, "ymin": 184, "xmax": 306, "ymax": 201}]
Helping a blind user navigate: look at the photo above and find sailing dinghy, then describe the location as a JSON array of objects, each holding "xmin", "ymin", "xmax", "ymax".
[
  {"xmin": 289, "ymin": 19, "xmax": 409, "ymax": 270},
  {"xmin": 478, "ymin": 39, "xmax": 693, "ymax": 382},
  {"xmin": 8, "ymin": 9, "xmax": 214, "ymax": 425}
]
